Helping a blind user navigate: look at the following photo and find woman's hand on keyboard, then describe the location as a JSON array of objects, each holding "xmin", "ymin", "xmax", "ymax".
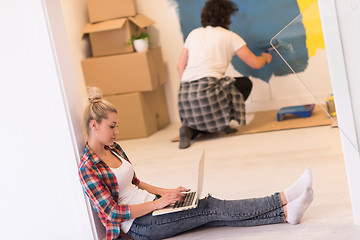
[{"xmin": 155, "ymin": 186, "xmax": 190, "ymax": 209}]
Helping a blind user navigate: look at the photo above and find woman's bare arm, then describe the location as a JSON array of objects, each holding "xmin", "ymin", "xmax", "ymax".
[{"xmin": 129, "ymin": 182, "xmax": 189, "ymax": 218}]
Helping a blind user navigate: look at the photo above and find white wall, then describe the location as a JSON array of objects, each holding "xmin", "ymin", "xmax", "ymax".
[
  {"xmin": 59, "ymin": 0, "xmax": 89, "ymax": 104},
  {"xmin": 319, "ymin": 0, "xmax": 360, "ymax": 224},
  {"xmin": 131, "ymin": 0, "xmax": 184, "ymax": 122},
  {"xmin": 0, "ymin": 0, "xmax": 94, "ymax": 239},
  {"xmin": 332, "ymin": 0, "xmax": 360, "ymax": 224}
]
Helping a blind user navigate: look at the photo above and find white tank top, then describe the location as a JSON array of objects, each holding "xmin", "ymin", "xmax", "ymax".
[{"xmin": 110, "ymin": 151, "xmax": 155, "ymax": 233}]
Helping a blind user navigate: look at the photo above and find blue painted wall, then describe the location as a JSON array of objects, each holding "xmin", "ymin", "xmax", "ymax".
[{"xmin": 172, "ymin": 0, "xmax": 308, "ymax": 82}]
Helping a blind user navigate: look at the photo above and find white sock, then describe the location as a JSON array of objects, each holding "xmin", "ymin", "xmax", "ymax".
[
  {"xmin": 286, "ymin": 186, "xmax": 314, "ymax": 225},
  {"xmin": 284, "ymin": 168, "xmax": 312, "ymax": 203}
]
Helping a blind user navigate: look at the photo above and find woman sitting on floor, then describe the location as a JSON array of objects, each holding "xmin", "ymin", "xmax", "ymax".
[{"xmin": 78, "ymin": 87, "xmax": 314, "ymax": 240}]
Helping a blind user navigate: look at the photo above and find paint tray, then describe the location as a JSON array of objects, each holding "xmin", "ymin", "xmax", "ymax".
[{"xmin": 277, "ymin": 104, "xmax": 315, "ymax": 121}]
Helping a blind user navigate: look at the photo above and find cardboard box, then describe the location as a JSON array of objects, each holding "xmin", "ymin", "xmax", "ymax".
[
  {"xmin": 82, "ymin": 47, "xmax": 167, "ymax": 95},
  {"xmin": 83, "ymin": 14, "xmax": 155, "ymax": 57},
  {"xmin": 105, "ymin": 86, "xmax": 170, "ymax": 140},
  {"xmin": 87, "ymin": 0, "xmax": 137, "ymax": 23}
]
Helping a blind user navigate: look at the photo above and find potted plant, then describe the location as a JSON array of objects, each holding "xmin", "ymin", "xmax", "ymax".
[{"xmin": 127, "ymin": 32, "xmax": 151, "ymax": 52}]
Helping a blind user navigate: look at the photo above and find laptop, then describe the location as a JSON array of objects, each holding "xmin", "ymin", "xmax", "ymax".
[{"xmin": 152, "ymin": 150, "xmax": 205, "ymax": 216}]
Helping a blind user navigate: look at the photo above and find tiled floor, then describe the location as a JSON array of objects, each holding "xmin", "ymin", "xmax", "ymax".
[{"xmin": 118, "ymin": 122, "xmax": 360, "ymax": 239}]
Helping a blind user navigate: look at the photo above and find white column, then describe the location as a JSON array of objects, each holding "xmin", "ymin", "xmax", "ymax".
[
  {"xmin": 319, "ymin": 0, "xmax": 360, "ymax": 224},
  {"xmin": 0, "ymin": 0, "xmax": 95, "ymax": 239}
]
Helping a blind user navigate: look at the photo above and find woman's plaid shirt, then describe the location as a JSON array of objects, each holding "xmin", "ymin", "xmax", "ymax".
[{"xmin": 78, "ymin": 142, "xmax": 140, "ymax": 240}]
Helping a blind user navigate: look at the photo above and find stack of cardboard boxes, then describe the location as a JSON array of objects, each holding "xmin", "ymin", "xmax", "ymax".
[{"xmin": 81, "ymin": 0, "xmax": 170, "ymax": 140}]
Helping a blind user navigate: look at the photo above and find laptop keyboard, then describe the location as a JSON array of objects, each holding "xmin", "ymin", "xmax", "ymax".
[{"xmin": 173, "ymin": 192, "xmax": 196, "ymax": 208}]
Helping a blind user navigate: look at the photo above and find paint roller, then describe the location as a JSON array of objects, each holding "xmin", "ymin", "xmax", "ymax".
[
  {"xmin": 257, "ymin": 39, "xmax": 281, "ymax": 53},
  {"xmin": 267, "ymin": 39, "xmax": 281, "ymax": 52}
]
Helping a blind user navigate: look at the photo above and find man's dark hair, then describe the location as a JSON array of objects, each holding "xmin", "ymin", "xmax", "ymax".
[{"xmin": 201, "ymin": 0, "xmax": 238, "ymax": 29}]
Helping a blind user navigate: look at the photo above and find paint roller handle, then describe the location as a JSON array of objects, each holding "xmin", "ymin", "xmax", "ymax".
[{"xmin": 261, "ymin": 52, "xmax": 272, "ymax": 65}]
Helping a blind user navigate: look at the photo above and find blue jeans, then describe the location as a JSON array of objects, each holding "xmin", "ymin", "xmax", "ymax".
[{"xmin": 126, "ymin": 193, "xmax": 286, "ymax": 240}]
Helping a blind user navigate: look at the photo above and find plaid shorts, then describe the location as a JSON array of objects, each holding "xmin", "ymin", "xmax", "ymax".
[{"xmin": 178, "ymin": 77, "xmax": 246, "ymax": 133}]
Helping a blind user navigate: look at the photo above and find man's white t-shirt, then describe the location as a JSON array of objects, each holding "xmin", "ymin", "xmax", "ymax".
[{"xmin": 181, "ymin": 26, "xmax": 246, "ymax": 82}]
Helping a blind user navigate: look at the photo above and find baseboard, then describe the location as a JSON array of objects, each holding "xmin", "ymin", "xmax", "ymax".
[{"xmin": 246, "ymin": 95, "xmax": 329, "ymax": 113}]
